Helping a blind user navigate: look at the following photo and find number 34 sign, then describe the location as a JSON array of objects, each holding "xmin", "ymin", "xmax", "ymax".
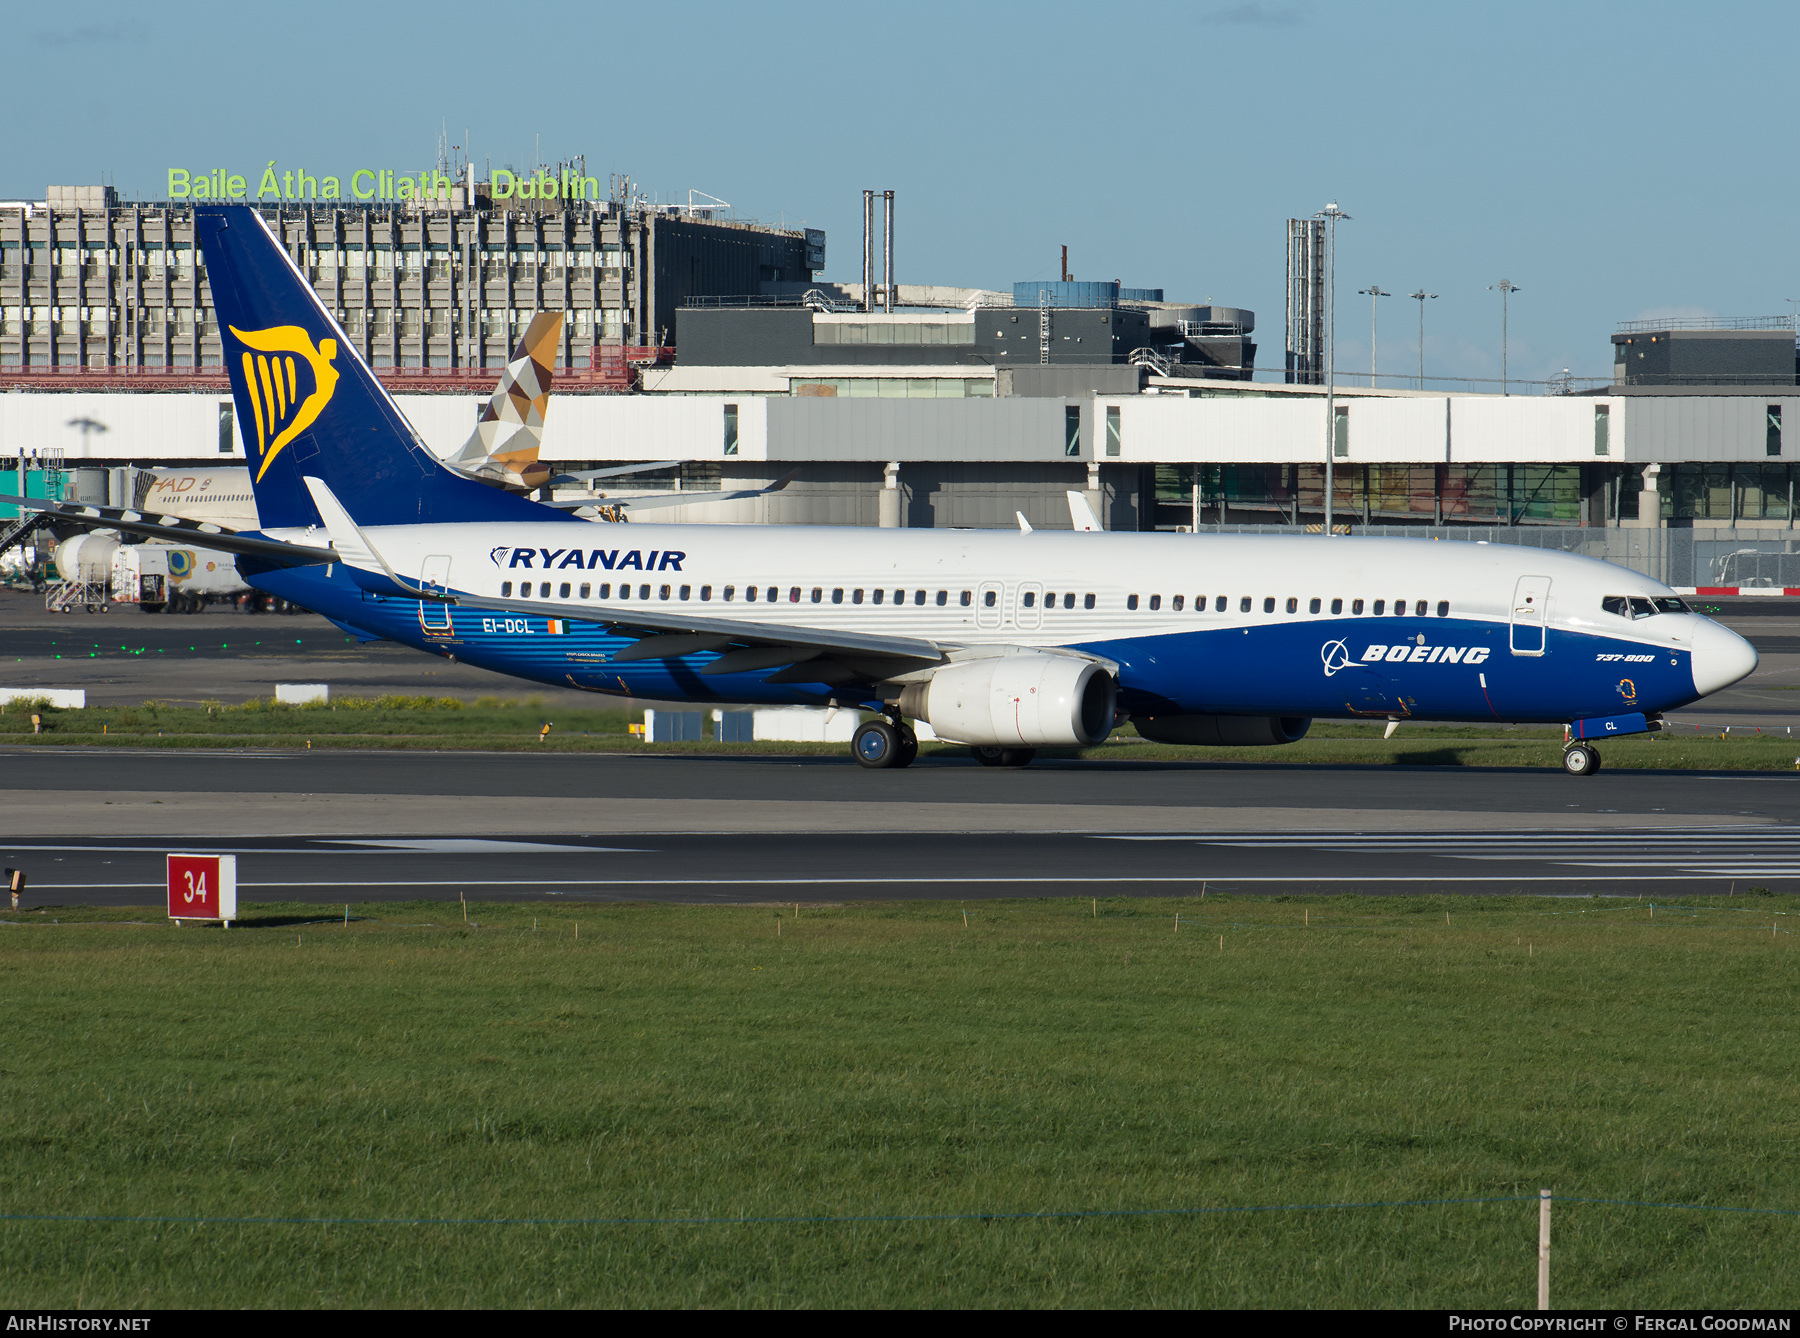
[{"xmin": 167, "ymin": 853, "xmax": 238, "ymax": 926}]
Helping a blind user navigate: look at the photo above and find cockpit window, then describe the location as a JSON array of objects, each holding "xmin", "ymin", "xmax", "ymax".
[{"xmin": 1606, "ymin": 594, "xmax": 1685, "ymax": 619}]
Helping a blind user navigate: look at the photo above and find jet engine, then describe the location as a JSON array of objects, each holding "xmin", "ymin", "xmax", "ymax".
[
  {"xmin": 1135, "ymin": 714, "xmax": 1312, "ymax": 746},
  {"xmin": 898, "ymin": 654, "xmax": 1116, "ymax": 748}
]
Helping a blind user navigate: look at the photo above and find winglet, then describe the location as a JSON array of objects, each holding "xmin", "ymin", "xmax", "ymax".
[
  {"xmin": 1066, "ymin": 491, "xmax": 1102, "ymax": 532},
  {"xmin": 301, "ymin": 475, "xmax": 437, "ymax": 599},
  {"xmin": 1016, "ymin": 511, "xmax": 1033, "ymax": 533}
]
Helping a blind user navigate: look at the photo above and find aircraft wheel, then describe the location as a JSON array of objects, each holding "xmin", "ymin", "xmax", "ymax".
[
  {"xmin": 852, "ymin": 720, "xmax": 901, "ymax": 769},
  {"xmin": 971, "ymin": 746, "xmax": 1007, "ymax": 767},
  {"xmin": 1561, "ymin": 744, "xmax": 1600, "ymax": 777},
  {"xmin": 999, "ymin": 747, "xmax": 1037, "ymax": 767},
  {"xmin": 894, "ymin": 728, "xmax": 919, "ymax": 769}
]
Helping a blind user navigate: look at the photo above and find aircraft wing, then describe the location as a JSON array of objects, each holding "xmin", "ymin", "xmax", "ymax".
[
  {"xmin": 543, "ymin": 471, "xmax": 801, "ymax": 514},
  {"xmin": 464, "ymin": 589, "xmax": 946, "ymax": 686},
  {"xmin": 0, "ymin": 493, "xmax": 333, "ymax": 566}
]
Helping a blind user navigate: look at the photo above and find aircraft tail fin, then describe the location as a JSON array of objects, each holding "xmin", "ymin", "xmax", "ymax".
[
  {"xmin": 194, "ymin": 205, "xmax": 576, "ymax": 530},
  {"xmin": 444, "ymin": 312, "xmax": 563, "ymax": 491}
]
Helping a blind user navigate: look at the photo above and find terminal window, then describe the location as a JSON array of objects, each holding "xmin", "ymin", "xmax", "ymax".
[
  {"xmin": 1065, "ymin": 405, "xmax": 1081, "ymax": 457},
  {"xmin": 1769, "ymin": 405, "xmax": 1782, "ymax": 457}
]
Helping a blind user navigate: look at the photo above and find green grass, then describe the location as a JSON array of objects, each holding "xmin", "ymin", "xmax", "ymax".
[
  {"xmin": 3, "ymin": 696, "xmax": 1799, "ymax": 769},
  {"xmin": 2, "ymin": 895, "xmax": 1797, "ymax": 1307}
]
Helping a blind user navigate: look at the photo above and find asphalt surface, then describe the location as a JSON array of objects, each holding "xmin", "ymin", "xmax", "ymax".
[{"xmin": 5, "ymin": 749, "xmax": 1800, "ymax": 903}]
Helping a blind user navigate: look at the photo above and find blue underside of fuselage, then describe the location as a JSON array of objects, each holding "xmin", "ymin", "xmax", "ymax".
[{"xmin": 248, "ymin": 564, "xmax": 1702, "ymax": 724}]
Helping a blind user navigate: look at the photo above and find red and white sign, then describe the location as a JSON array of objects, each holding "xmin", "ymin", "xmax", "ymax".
[{"xmin": 167, "ymin": 853, "xmax": 237, "ymax": 924}]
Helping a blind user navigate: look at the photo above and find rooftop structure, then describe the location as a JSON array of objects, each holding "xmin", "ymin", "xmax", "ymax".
[{"xmin": 1610, "ymin": 316, "xmax": 1799, "ymax": 392}]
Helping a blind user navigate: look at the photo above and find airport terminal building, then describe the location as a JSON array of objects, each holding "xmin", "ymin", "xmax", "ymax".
[{"xmin": 7, "ymin": 184, "xmax": 1800, "ymax": 588}]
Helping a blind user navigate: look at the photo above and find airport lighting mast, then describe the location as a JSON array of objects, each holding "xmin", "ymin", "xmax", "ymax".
[
  {"xmin": 1490, "ymin": 279, "xmax": 1521, "ymax": 395},
  {"xmin": 1318, "ymin": 201, "xmax": 1351, "ymax": 535},
  {"xmin": 1358, "ymin": 285, "xmax": 1390, "ymax": 388},
  {"xmin": 1409, "ymin": 290, "xmax": 1436, "ymax": 390}
]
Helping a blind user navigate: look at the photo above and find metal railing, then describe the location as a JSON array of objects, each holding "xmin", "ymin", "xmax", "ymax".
[{"xmin": 1615, "ymin": 315, "xmax": 1795, "ymax": 333}]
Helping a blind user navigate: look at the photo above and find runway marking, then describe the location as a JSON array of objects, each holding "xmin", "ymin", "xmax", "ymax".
[
  {"xmin": 320, "ymin": 838, "xmax": 650, "ymax": 854},
  {"xmin": 22, "ymin": 874, "xmax": 1800, "ymax": 892}
]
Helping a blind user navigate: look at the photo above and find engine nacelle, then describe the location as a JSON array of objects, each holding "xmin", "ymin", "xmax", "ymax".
[
  {"xmin": 899, "ymin": 654, "xmax": 1116, "ymax": 748},
  {"xmin": 1135, "ymin": 714, "xmax": 1312, "ymax": 747}
]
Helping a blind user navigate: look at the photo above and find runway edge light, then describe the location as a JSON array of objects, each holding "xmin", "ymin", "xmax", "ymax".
[{"xmin": 167, "ymin": 853, "xmax": 238, "ymax": 928}]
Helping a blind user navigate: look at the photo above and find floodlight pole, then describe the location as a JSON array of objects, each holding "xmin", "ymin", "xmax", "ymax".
[
  {"xmin": 1318, "ymin": 202, "xmax": 1350, "ymax": 535},
  {"xmin": 1358, "ymin": 286, "xmax": 1390, "ymax": 388},
  {"xmin": 1490, "ymin": 279, "xmax": 1521, "ymax": 395},
  {"xmin": 1409, "ymin": 290, "xmax": 1436, "ymax": 390}
]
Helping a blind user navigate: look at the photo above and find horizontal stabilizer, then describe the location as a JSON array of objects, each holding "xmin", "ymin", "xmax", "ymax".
[{"xmin": 0, "ymin": 492, "xmax": 331, "ymax": 566}]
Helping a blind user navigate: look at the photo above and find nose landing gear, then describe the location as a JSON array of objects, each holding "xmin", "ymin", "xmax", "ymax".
[{"xmin": 1561, "ymin": 743, "xmax": 1602, "ymax": 777}]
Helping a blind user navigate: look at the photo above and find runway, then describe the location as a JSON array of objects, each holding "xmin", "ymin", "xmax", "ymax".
[
  {"xmin": 6, "ymin": 748, "xmax": 1800, "ymax": 903},
  {"xmin": 5, "ymin": 825, "xmax": 1795, "ymax": 906}
]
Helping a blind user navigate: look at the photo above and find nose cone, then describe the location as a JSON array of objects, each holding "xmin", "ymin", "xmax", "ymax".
[{"xmin": 1689, "ymin": 617, "xmax": 1759, "ymax": 697}]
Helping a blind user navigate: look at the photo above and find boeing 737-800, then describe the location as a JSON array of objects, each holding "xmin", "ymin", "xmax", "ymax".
[{"xmin": 6, "ymin": 206, "xmax": 1759, "ymax": 774}]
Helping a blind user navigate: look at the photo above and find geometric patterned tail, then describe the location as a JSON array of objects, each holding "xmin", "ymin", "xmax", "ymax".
[{"xmin": 443, "ymin": 312, "xmax": 564, "ymax": 492}]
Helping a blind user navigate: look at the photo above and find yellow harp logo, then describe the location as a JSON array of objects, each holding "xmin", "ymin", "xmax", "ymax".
[{"xmin": 230, "ymin": 325, "xmax": 340, "ymax": 481}]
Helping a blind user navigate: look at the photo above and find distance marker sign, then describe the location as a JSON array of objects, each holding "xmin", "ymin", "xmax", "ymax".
[{"xmin": 167, "ymin": 853, "xmax": 237, "ymax": 925}]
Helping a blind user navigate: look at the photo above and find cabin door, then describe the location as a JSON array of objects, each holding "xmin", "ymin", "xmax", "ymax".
[
  {"xmin": 419, "ymin": 554, "xmax": 453, "ymax": 633},
  {"xmin": 1509, "ymin": 575, "xmax": 1551, "ymax": 656}
]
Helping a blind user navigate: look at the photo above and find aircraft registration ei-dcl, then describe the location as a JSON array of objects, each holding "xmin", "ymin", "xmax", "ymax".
[{"xmin": 10, "ymin": 205, "xmax": 1760, "ymax": 775}]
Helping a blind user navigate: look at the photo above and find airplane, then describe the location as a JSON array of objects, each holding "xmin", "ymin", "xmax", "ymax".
[
  {"xmin": 123, "ymin": 312, "xmax": 789, "ymax": 529},
  {"xmin": 4, "ymin": 204, "xmax": 1759, "ymax": 775}
]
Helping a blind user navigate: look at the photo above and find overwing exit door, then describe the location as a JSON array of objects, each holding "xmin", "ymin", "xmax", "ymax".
[
  {"xmin": 1510, "ymin": 575, "xmax": 1551, "ymax": 655},
  {"xmin": 419, "ymin": 554, "xmax": 453, "ymax": 633}
]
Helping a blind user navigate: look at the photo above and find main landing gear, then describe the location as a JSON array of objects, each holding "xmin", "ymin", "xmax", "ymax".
[
  {"xmin": 852, "ymin": 714, "xmax": 920, "ymax": 770},
  {"xmin": 971, "ymin": 745, "xmax": 1037, "ymax": 768},
  {"xmin": 1561, "ymin": 744, "xmax": 1602, "ymax": 777}
]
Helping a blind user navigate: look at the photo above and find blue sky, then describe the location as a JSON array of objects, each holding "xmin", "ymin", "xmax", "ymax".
[{"xmin": 13, "ymin": 0, "xmax": 1795, "ymax": 387}]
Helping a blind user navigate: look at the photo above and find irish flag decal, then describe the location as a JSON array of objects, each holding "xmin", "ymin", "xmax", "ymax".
[{"xmin": 546, "ymin": 618, "xmax": 567, "ymax": 635}]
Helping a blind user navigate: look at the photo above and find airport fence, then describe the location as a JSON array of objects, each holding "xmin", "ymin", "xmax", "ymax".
[{"xmin": 1194, "ymin": 523, "xmax": 1800, "ymax": 591}]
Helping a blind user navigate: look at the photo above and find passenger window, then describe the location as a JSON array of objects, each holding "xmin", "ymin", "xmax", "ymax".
[
  {"xmin": 1239, "ymin": 597, "xmax": 1251, "ymax": 612},
  {"xmin": 1214, "ymin": 596, "xmax": 1225, "ymax": 612},
  {"xmin": 853, "ymin": 589, "xmax": 864, "ymax": 604},
  {"xmin": 599, "ymin": 584, "xmax": 611, "ymax": 599},
  {"xmin": 766, "ymin": 587, "xmax": 777, "ymax": 601},
  {"xmin": 832, "ymin": 588, "xmax": 843, "ymax": 604},
  {"xmin": 874, "ymin": 589, "xmax": 885, "ymax": 605},
  {"xmin": 937, "ymin": 590, "xmax": 948, "ymax": 606},
  {"xmin": 639, "ymin": 584, "xmax": 651, "ymax": 599},
  {"xmin": 914, "ymin": 590, "xmax": 925, "ymax": 606},
  {"xmin": 961, "ymin": 590, "xmax": 973, "ymax": 606},
  {"xmin": 619, "ymin": 584, "xmax": 630, "ymax": 600},
  {"xmin": 1148, "ymin": 594, "xmax": 1161, "ymax": 611},
  {"xmin": 659, "ymin": 585, "xmax": 671, "ymax": 600},
  {"xmin": 894, "ymin": 589, "xmax": 904, "ymax": 604},
  {"xmin": 1263, "ymin": 597, "xmax": 1275, "ymax": 613},
  {"xmin": 1085, "ymin": 593, "xmax": 1096, "ymax": 610},
  {"xmin": 680, "ymin": 585, "xmax": 691, "ymax": 600},
  {"xmin": 1392, "ymin": 598, "xmax": 1404, "ymax": 614},
  {"xmin": 1064, "ymin": 593, "xmax": 1075, "ymax": 609},
  {"xmin": 540, "ymin": 583, "xmax": 552, "ymax": 598},
  {"xmin": 811, "ymin": 587, "xmax": 822, "ymax": 603},
  {"xmin": 1172, "ymin": 595, "xmax": 1184, "ymax": 612},
  {"xmin": 1331, "ymin": 599, "xmax": 1342, "ymax": 614},
  {"xmin": 558, "ymin": 582, "xmax": 571, "ymax": 598},
  {"xmin": 790, "ymin": 587, "xmax": 801, "ymax": 603},
  {"xmin": 1045, "ymin": 591, "xmax": 1056, "ymax": 607},
  {"xmin": 701, "ymin": 586, "xmax": 712, "ymax": 601},
  {"xmin": 579, "ymin": 583, "xmax": 591, "ymax": 599},
  {"xmin": 1602, "ymin": 595, "xmax": 1629, "ymax": 617},
  {"xmin": 1128, "ymin": 594, "xmax": 1139, "ymax": 610},
  {"xmin": 984, "ymin": 590, "xmax": 996, "ymax": 607},
  {"xmin": 1373, "ymin": 600, "xmax": 1385, "ymax": 615},
  {"xmin": 746, "ymin": 586, "xmax": 757, "ymax": 602},
  {"xmin": 501, "ymin": 581, "xmax": 512, "ymax": 597},
  {"xmin": 722, "ymin": 585, "xmax": 734, "ymax": 601},
  {"xmin": 1414, "ymin": 600, "xmax": 1427, "ymax": 616},
  {"xmin": 1286, "ymin": 598, "xmax": 1298, "ymax": 614},
  {"xmin": 1629, "ymin": 597, "xmax": 1656, "ymax": 619},
  {"xmin": 1023, "ymin": 591, "xmax": 1037, "ymax": 608},
  {"xmin": 1352, "ymin": 599, "xmax": 1364, "ymax": 614},
  {"xmin": 1309, "ymin": 598, "xmax": 1321, "ymax": 614},
  {"xmin": 1435, "ymin": 600, "xmax": 1449, "ymax": 617}
]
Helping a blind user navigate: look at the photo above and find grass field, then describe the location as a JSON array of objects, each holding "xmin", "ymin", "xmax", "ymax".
[
  {"xmin": 3, "ymin": 895, "xmax": 1797, "ymax": 1307},
  {"xmin": 3, "ymin": 695, "xmax": 1799, "ymax": 769}
]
